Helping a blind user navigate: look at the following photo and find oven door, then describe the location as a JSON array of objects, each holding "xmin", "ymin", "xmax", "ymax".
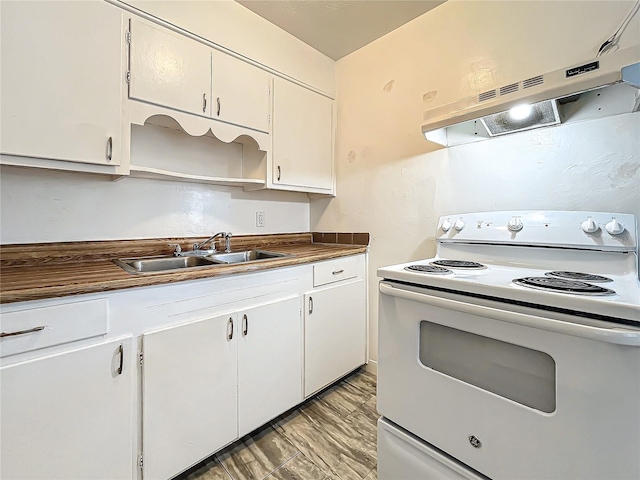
[{"xmin": 378, "ymin": 280, "xmax": 640, "ymax": 480}]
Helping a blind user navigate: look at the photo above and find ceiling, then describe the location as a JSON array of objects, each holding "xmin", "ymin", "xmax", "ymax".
[{"xmin": 235, "ymin": 0, "xmax": 446, "ymax": 60}]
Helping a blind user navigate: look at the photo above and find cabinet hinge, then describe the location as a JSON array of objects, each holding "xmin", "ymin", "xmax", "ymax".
[
  {"xmin": 125, "ymin": 71, "xmax": 131, "ymax": 84},
  {"xmin": 138, "ymin": 351, "xmax": 143, "ymax": 367},
  {"xmin": 125, "ymin": 30, "xmax": 131, "ymax": 45},
  {"xmin": 138, "ymin": 453, "xmax": 143, "ymax": 469},
  {"xmin": 268, "ymin": 114, "xmax": 271, "ymax": 125}
]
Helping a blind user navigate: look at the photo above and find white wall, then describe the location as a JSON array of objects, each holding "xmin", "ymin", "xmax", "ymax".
[
  {"xmin": 0, "ymin": 166, "xmax": 309, "ymax": 244},
  {"xmin": 310, "ymin": 0, "xmax": 640, "ymax": 367}
]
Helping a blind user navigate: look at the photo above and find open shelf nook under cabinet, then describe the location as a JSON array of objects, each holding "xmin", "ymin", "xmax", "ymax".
[{"xmin": 125, "ymin": 103, "xmax": 268, "ymax": 191}]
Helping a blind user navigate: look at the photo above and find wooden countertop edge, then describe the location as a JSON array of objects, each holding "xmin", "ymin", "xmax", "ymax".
[{"xmin": 0, "ymin": 244, "xmax": 367, "ymax": 304}]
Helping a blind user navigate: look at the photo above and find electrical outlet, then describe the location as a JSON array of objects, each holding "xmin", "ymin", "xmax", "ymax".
[{"xmin": 256, "ymin": 211, "xmax": 265, "ymax": 227}]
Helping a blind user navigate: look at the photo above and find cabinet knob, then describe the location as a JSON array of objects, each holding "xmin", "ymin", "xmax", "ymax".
[
  {"xmin": 0, "ymin": 325, "xmax": 45, "ymax": 338},
  {"xmin": 117, "ymin": 344, "xmax": 124, "ymax": 375},
  {"xmin": 242, "ymin": 314, "xmax": 248, "ymax": 336},
  {"xmin": 106, "ymin": 136, "xmax": 113, "ymax": 162},
  {"xmin": 227, "ymin": 317, "xmax": 234, "ymax": 341}
]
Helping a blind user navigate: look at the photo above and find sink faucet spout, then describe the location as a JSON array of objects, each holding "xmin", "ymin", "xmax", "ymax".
[{"xmin": 193, "ymin": 232, "xmax": 232, "ymax": 253}]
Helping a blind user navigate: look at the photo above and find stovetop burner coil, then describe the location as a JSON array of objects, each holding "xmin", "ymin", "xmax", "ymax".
[
  {"xmin": 545, "ymin": 271, "xmax": 612, "ymax": 283},
  {"xmin": 405, "ymin": 265, "xmax": 452, "ymax": 275},
  {"xmin": 513, "ymin": 277, "xmax": 616, "ymax": 296},
  {"xmin": 431, "ymin": 260, "xmax": 487, "ymax": 269}
]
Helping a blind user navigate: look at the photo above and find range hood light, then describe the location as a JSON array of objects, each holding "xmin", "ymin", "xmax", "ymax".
[
  {"xmin": 480, "ymin": 99, "xmax": 561, "ymax": 137},
  {"xmin": 509, "ymin": 104, "xmax": 533, "ymax": 120}
]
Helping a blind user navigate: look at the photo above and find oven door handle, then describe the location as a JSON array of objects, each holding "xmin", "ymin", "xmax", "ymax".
[{"xmin": 380, "ymin": 282, "xmax": 640, "ymax": 346}]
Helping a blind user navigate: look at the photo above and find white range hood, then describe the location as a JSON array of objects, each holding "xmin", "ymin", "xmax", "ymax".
[{"xmin": 423, "ymin": 46, "xmax": 640, "ymax": 147}]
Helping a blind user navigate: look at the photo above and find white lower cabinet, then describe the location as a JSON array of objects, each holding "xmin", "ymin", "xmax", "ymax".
[
  {"xmin": 141, "ymin": 296, "xmax": 302, "ymax": 477},
  {"xmin": 0, "ymin": 256, "xmax": 366, "ymax": 479},
  {"xmin": 141, "ymin": 313, "xmax": 238, "ymax": 480},
  {"xmin": 238, "ymin": 296, "xmax": 302, "ymax": 437},
  {"xmin": 304, "ymin": 279, "xmax": 367, "ymax": 396},
  {"xmin": 0, "ymin": 338, "xmax": 135, "ymax": 480}
]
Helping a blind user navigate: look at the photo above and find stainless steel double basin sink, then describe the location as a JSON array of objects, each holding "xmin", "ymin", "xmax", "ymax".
[{"xmin": 113, "ymin": 250, "xmax": 292, "ymax": 275}]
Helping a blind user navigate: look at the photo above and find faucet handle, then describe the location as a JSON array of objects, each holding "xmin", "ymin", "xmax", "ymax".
[{"xmin": 168, "ymin": 244, "xmax": 182, "ymax": 256}]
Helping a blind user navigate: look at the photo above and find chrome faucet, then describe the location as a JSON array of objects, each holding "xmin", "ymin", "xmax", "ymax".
[{"xmin": 193, "ymin": 232, "xmax": 232, "ymax": 253}]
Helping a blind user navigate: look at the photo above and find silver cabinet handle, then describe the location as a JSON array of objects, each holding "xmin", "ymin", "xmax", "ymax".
[
  {"xmin": 117, "ymin": 344, "xmax": 124, "ymax": 375},
  {"xmin": 216, "ymin": 97, "xmax": 221, "ymax": 116},
  {"xmin": 332, "ymin": 269, "xmax": 344, "ymax": 275},
  {"xmin": 106, "ymin": 136, "xmax": 113, "ymax": 162},
  {"xmin": 227, "ymin": 317, "xmax": 234, "ymax": 341},
  {"xmin": 277, "ymin": 166, "xmax": 281, "ymax": 181},
  {"xmin": 309, "ymin": 297, "xmax": 314, "ymax": 315},
  {"xmin": 242, "ymin": 314, "xmax": 248, "ymax": 336},
  {"xmin": 1, "ymin": 326, "xmax": 45, "ymax": 338},
  {"xmin": 203, "ymin": 93, "xmax": 207, "ymax": 113}
]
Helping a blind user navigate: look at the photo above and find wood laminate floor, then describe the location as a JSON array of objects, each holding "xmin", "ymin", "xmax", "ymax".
[{"xmin": 177, "ymin": 369, "xmax": 379, "ymax": 480}]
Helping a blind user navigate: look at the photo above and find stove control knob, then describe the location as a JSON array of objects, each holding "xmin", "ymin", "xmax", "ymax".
[
  {"xmin": 507, "ymin": 216, "xmax": 523, "ymax": 232},
  {"xmin": 581, "ymin": 216, "xmax": 599, "ymax": 234},
  {"xmin": 605, "ymin": 217, "xmax": 625, "ymax": 235},
  {"xmin": 441, "ymin": 219, "xmax": 452, "ymax": 233},
  {"xmin": 454, "ymin": 218, "xmax": 465, "ymax": 232}
]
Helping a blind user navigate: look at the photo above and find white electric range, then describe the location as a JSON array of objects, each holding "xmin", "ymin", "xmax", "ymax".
[{"xmin": 377, "ymin": 211, "xmax": 640, "ymax": 480}]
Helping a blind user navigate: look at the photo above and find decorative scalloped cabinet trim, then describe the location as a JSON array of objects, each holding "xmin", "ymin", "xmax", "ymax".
[{"xmin": 125, "ymin": 101, "xmax": 269, "ymax": 190}]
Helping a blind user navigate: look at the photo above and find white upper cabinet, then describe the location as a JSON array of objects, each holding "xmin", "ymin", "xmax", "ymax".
[
  {"xmin": 0, "ymin": 0, "xmax": 123, "ymax": 166},
  {"xmin": 212, "ymin": 50, "xmax": 271, "ymax": 133},
  {"xmin": 272, "ymin": 77, "xmax": 334, "ymax": 193},
  {"xmin": 128, "ymin": 18, "xmax": 212, "ymax": 117}
]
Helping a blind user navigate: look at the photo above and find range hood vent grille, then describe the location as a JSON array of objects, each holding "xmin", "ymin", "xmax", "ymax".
[
  {"xmin": 500, "ymin": 83, "xmax": 519, "ymax": 96},
  {"xmin": 478, "ymin": 90, "xmax": 497, "ymax": 102},
  {"xmin": 523, "ymin": 75, "xmax": 544, "ymax": 88}
]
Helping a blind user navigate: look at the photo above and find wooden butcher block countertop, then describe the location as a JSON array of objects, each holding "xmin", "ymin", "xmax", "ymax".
[{"xmin": 0, "ymin": 233, "xmax": 368, "ymax": 304}]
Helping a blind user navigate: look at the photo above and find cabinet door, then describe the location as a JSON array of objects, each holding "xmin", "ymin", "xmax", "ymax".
[
  {"xmin": 129, "ymin": 18, "xmax": 211, "ymax": 117},
  {"xmin": 305, "ymin": 280, "xmax": 366, "ymax": 396},
  {"xmin": 272, "ymin": 78, "xmax": 334, "ymax": 191},
  {"xmin": 142, "ymin": 313, "xmax": 238, "ymax": 480},
  {"xmin": 212, "ymin": 50, "xmax": 271, "ymax": 133},
  {"xmin": 0, "ymin": 338, "xmax": 134, "ymax": 480},
  {"xmin": 0, "ymin": 0, "xmax": 123, "ymax": 166},
  {"xmin": 238, "ymin": 297, "xmax": 302, "ymax": 437}
]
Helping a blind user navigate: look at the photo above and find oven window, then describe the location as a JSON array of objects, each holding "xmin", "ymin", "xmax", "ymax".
[{"xmin": 419, "ymin": 321, "xmax": 556, "ymax": 413}]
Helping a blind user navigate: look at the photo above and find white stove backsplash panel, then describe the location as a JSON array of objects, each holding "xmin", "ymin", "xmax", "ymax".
[{"xmin": 437, "ymin": 211, "xmax": 637, "ymax": 252}]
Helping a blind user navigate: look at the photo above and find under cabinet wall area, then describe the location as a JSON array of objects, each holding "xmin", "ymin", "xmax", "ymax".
[
  {"xmin": 0, "ymin": 255, "xmax": 368, "ymax": 480},
  {"xmin": 0, "ymin": 0, "xmax": 337, "ymax": 195}
]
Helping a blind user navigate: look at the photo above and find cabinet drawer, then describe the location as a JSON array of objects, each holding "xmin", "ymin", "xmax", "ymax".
[
  {"xmin": 313, "ymin": 256, "xmax": 359, "ymax": 287},
  {"xmin": 0, "ymin": 299, "xmax": 108, "ymax": 358}
]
